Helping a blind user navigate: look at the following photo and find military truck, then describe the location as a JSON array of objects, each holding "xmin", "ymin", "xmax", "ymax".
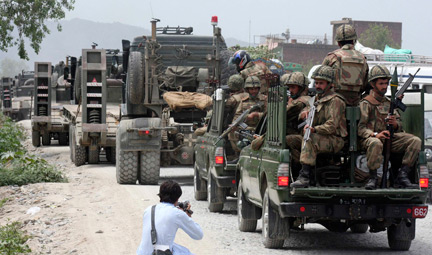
[
  {"xmin": 236, "ymin": 85, "xmax": 429, "ymax": 250},
  {"xmin": 64, "ymin": 49, "xmax": 122, "ymax": 166},
  {"xmin": 9, "ymin": 71, "xmax": 35, "ymax": 121},
  {"xmin": 1, "ymin": 77, "xmax": 13, "ymax": 117},
  {"xmin": 116, "ymin": 18, "xmax": 234, "ymax": 185},
  {"xmin": 31, "ymin": 62, "xmax": 70, "ymax": 147}
]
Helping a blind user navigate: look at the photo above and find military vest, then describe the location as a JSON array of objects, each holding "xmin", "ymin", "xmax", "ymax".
[{"xmin": 331, "ymin": 45, "xmax": 366, "ymax": 93}]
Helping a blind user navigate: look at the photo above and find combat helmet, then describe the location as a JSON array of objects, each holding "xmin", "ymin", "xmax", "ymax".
[
  {"xmin": 244, "ymin": 76, "xmax": 261, "ymax": 88},
  {"xmin": 335, "ymin": 24, "xmax": 357, "ymax": 42},
  {"xmin": 368, "ymin": 65, "xmax": 391, "ymax": 83},
  {"xmin": 311, "ymin": 65, "xmax": 334, "ymax": 83},
  {"xmin": 281, "ymin": 72, "xmax": 309, "ymax": 88},
  {"xmin": 227, "ymin": 74, "xmax": 244, "ymax": 91}
]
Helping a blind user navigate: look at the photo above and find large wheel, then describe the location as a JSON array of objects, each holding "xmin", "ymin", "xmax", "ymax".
[
  {"xmin": 237, "ymin": 180, "xmax": 258, "ymax": 232},
  {"xmin": 350, "ymin": 223, "xmax": 369, "ymax": 233},
  {"xmin": 194, "ymin": 162, "xmax": 207, "ymax": 201},
  {"xmin": 139, "ymin": 150, "xmax": 160, "ymax": 185},
  {"xmin": 74, "ymin": 66, "xmax": 82, "ymax": 103},
  {"xmin": 207, "ymin": 171, "xmax": 225, "ymax": 212},
  {"xmin": 387, "ymin": 220, "xmax": 414, "ymax": 251},
  {"xmin": 58, "ymin": 132, "xmax": 68, "ymax": 146},
  {"xmin": 88, "ymin": 146, "xmax": 99, "ymax": 164},
  {"xmin": 262, "ymin": 187, "xmax": 285, "ymax": 249},
  {"xmin": 219, "ymin": 49, "xmax": 238, "ymax": 85},
  {"xmin": 74, "ymin": 144, "xmax": 86, "ymax": 167},
  {"xmin": 127, "ymin": 51, "xmax": 144, "ymax": 105},
  {"xmin": 42, "ymin": 132, "xmax": 51, "ymax": 146},
  {"xmin": 105, "ymin": 147, "xmax": 116, "ymax": 163},
  {"xmin": 32, "ymin": 131, "xmax": 40, "ymax": 147},
  {"xmin": 116, "ymin": 136, "xmax": 138, "ymax": 184}
]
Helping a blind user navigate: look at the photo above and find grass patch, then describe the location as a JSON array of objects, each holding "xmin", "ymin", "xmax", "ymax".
[
  {"xmin": 0, "ymin": 198, "xmax": 8, "ymax": 208},
  {"xmin": 0, "ymin": 221, "xmax": 31, "ymax": 254},
  {"xmin": 0, "ymin": 113, "xmax": 67, "ymax": 186}
]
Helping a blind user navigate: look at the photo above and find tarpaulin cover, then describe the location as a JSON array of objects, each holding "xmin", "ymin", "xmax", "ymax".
[{"xmin": 163, "ymin": 91, "xmax": 212, "ymax": 111}]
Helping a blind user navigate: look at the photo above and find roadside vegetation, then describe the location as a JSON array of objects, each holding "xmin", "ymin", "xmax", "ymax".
[
  {"xmin": 0, "ymin": 113, "xmax": 67, "ymax": 186},
  {"xmin": 0, "ymin": 221, "xmax": 31, "ymax": 254}
]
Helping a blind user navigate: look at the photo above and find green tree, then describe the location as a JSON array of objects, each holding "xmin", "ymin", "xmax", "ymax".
[
  {"xmin": 358, "ymin": 23, "xmax": 400, "ymax": 51},
  {"xmin": 0, "ymin": 58, "xmax": 28, "ymax": 77},
  {"xmin": 230, "ymin": 45, "xmax": 281, "ymax": 60},
  {"xmin": 0, "ymin": 0, "xmax": 75, "ymax": 60}
]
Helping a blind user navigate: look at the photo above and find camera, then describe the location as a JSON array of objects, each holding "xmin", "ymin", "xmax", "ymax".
[{"xmin": 177, "ymin": 200, "xmax": 193, "ymax": 215}]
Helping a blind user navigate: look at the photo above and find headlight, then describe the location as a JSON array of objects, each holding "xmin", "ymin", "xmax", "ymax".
[{"xmin": 425, "ymin": 148, "xmax": 432, "ymax": 160}]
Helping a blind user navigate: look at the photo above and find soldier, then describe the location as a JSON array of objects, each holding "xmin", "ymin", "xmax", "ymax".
[
  {"xmin": 228, "ymin": 76, "xmax": 266, "ymax": 163},
  {"xmin": 358, "ymin": 65, "xmax": 420, "ymax": 190},
  {"xmin": 225, "ymin": 74, "xmax": 248, "ymax": 127},
  {"xmin": 322, "ymin": 24, "xmax": 368, "ymax": 106},
  {"xmin": 282, "ymin": 72, "xmax": 311, "ymax": 163},
  {"xmin": 229, "ymin": 50, "xmax": 272, "ymax": 94},
  {"xmin": 290, "ymin": 66, "xmax": 347, "ymax": 188}
]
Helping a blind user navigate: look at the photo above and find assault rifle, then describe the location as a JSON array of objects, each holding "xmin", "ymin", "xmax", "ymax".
[
  {"xmin": 235, "ymin": 130, "xmax": 259, "ymax": 142},
  {"xmin": 214, "ymin": 101, "xmax": 264, "ymax": 145},
  {"xmin": 300, "ymin": 96, "xmax": 317, "ymax": 149},
  {"xmin": 381, "ymin": 68, "xmax": 420, "ymax": 188}
]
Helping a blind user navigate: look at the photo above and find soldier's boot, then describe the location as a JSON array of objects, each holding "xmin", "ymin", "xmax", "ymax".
[
  {"xmin": 365, "ymin": 170, "xmax": 378, "ymax": 190},
  {"xmin": 394, "ymin": 165, "xmax": 418, "ymax": 189},
  {"xmin": 290, "ymin": 164, "xmax": 311, "ymax": 188}
]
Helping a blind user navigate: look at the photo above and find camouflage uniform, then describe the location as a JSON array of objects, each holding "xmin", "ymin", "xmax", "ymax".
[
  {"xmin": 299, "ymin": 91, "xmax": 347, "ymax": 166},
  {"xmin": 240, "ymin": 61, "xmax": 272, "ymax": 95},
  {"xmin": 282, "ymin": 72, "xmax": 311, "ymax": 163},
  {"xmin": 358, "ymin": 90, "xmax": 421, "ymax": 170},
  {"xmin": 322, "ymin": 24, "xmax": 368, "ymax": 106}
]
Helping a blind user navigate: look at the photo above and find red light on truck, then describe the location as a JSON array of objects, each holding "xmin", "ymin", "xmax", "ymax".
[
  {"xmin": 211, "ymin": 16, "xmax": 218, "ymax": 26},
  {"xmin": 232, "ymin": 180, "xmax": 236, "ymax": 184},
  {"xmin": 407, "ymin": 208, "xmax": 412, "ymax": 214},
  {"xmin": 420, "ymin": 178, "xmax": 429, "ymax": 188},
  {"xmin": 277, "ymin": 176, "xmax": 289, "ymax": 187},
  {"xmin": 138, "ymin": 130, "xmax": 151, "ymax": 136},
  {"xmin": 300, "ymin": 206, "xmax": 305, "ymax": 212},
  {"xmin": 215, "ymin": 156, "xmax": 224, "ymax": 164}
]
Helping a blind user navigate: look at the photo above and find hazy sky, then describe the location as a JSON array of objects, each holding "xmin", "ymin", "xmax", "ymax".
[{"xmin": 65, "ymin": 0, "xmax": 432, "ymax": 55}]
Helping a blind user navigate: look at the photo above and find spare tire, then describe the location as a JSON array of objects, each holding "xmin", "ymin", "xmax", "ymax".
[
  {"xmin": 219, "ymin": 49, "xmax": 238, "ymax": 85},
  {"xmin": 127, "ymin": 51, "xmax": 145, "ymax": 105}
]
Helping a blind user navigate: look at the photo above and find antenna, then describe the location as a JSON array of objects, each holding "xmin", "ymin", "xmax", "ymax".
[{"xmin": 149, "ymin": 1, "xmax": 154, "ymax": 19}]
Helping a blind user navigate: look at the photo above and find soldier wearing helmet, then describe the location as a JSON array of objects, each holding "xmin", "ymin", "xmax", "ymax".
[
  {"xmin": 322, "ymin": 24, "xmax": 369, "ymax": 106},
  {"xmin": 281, "ymin": 72, "xmax": 311, "ymax": 164},
  {"xmin": 291, "ymin": 66, "xmax": 347, "ymax": 188},
  {"xmin": 358, "ymin": 65, "xmax": 420, "ymax": 190},
  {"xmin": 228, "ymin": 76, "xmax": 266, "ymax": 161},
  {"xmin": 229, "ymin": 50, "xmax": 272, "ymax": 95}
]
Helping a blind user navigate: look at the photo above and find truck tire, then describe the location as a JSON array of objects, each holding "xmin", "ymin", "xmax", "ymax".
[
  {"xmin": 116, "ymin": 147, "xmax": 138, "ymax": 184},
  {"xmin": 127, "ymin": 51, "xmax": 144, "ymax": 105},
  {"xmin": 139, "ymin": 151, "xmax": 160, "ymax": 185},
  {"xmin": 74, "ymin": 66, "xmax": 82, "ymax": 103},
  {"xmin": 219, "ymin": 49, "xmax": 237, "ymax": 85},
  {"xmin": 75, "ymin": 144, "xmax": 86, "ymax": 167},
  {"xmin": 350, "ymin": 223, "xmax": 369, "ymax": 233},
  {"xmin": 42, "ymin": 132, "xmax": 51, "ymax": 146},
  {"xmin": 262, "ymin": 187, "xmax": 285, "ymax": 248},
  {"xmin": 32, "ymin": 131, "xmax": 40, "ymax": 147},
  {"xmin": 194, "ymin": 162, "xmax": 207, "ymax": 201},
  {"xmin": 58, "ymin": 132, "xmax": 68, "ymax": 146},
  {"xmin": 207, "ymin": 171, "xmax": 225, "ymax": 212},
  {"xmin": 387, "ymin": 220, "xmax": 414, "ymax": 251},
  {"xmin": 105, "ymin": 147, "xmax": 116, "ymax": 163},
  {"xmin": 237, "ymin": 180, "xmax": 258, "ymax": 232},
  {"xmin": 88, "ymin": 146, "xmax": 99, "ymax": 164}
]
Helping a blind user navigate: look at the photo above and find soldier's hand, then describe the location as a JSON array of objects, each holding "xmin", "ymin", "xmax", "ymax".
[
  {"xmin": 299, "ymin": 111, "xmax": 308, "ymax": 120},
  {"xmin": 398, "ymin": 94, "xmax": 404, "ymax": 100},
  {"xmin": 303, "ymin": 124, "xmax": 315, "ymax": 134},
  {"xmin": 376, "ymin": 130, "xmax": 390, "ymax": 139},
  {"xmin": 386, "ymin": 115, "xmax": 398, "ymax": 129},
  {"xmin": 247, "ymin": 112, "xmax": 260, "ymax": 121}
]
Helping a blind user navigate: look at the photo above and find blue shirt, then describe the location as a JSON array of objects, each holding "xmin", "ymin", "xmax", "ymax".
[{"xmin": 137, "ymin": 202, "xmax": 203, "ymax": 255}]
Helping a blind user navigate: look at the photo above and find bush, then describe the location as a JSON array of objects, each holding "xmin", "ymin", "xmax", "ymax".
[
  {"xmin": 0, "ymin": 221, "xmax": 31, "ymax": 254},
  {"xmin": 0, "ymin": 113, "xmax": 67, "ymax": 186}
]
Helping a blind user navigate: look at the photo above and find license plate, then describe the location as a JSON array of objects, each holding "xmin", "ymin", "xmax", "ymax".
[
  {"xmin": 412, "ymin": 206, "xmax": 428, "ymax": 218},
  {"xmin": 339, "ymin": 198, "xmax": 366, "ymax": 205}
]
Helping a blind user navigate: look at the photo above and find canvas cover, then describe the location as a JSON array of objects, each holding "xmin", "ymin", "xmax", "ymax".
[{"xmin": 163, "ymin": 91, "xmax": 212, "ymax": 111}]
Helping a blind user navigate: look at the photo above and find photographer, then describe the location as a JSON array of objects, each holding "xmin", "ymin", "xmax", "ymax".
[{"xmin": 137, "ymin": 180, "xmax": 203, "ymax": 255}]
